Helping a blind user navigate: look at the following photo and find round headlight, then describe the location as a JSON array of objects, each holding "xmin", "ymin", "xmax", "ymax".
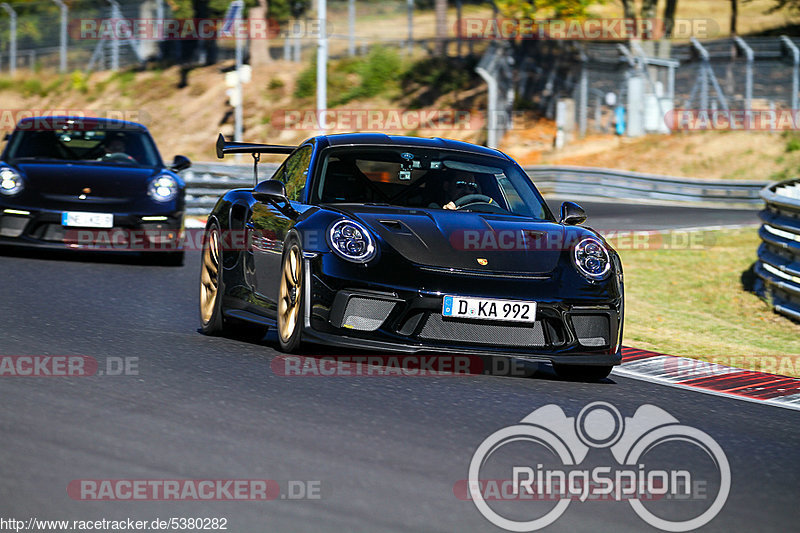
[
  {"xmin": 0, "ymin": 168, "xmax": 24, "ymax": 196},
  {"xmin": 328, "ymin": 219, "xmax": 376, "ymax": 263},
  {"xmin": 148, "ymin": 174, "xmax": 179, "ymax": 202},
  {"xmin": 574, "ymin": 237, "xmax": 611, "ymax": 280}
]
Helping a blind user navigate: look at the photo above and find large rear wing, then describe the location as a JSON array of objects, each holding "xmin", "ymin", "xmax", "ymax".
[
  {"xmin": 215, "ymin": 133, "xmax": 296, "ymax": 158},
  {"xmin": 215, "ymin": 133, "xmax": 297, "ymax": 184}
]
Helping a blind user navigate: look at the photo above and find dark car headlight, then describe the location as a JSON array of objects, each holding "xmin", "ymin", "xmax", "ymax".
[
  {"xmin": 0, "ymin": 167, "xmax": 24, "ymax": 196},
  {"xmin": 148, "ymin": 174, "xmax": 179, "ymax": 202},
  {"xmin": 327, "ymin": 219, "xmax": 376, "ymax": 263},
  {"xmin": 574, "ymin": 237, "xmax": 611, "ymax": 280}
]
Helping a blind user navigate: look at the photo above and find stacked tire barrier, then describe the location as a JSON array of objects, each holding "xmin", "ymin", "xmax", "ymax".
[{"xmin": 755, "ymin": 178, "xmax": 800, "ymax": 322}]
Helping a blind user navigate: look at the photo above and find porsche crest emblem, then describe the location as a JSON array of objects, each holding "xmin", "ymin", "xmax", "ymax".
[{"xmin": 477, "ymin": 258, "xmax": 488, "ymax": 266}]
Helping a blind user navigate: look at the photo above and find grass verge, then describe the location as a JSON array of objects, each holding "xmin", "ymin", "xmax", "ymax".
[{"xmin": 621, "ymin": 227, "xmax": 800, "ymax": 377}]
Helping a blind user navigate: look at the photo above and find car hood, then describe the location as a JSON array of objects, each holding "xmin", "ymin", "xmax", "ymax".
[
  {"xmin": 15, "ymin": 162, "xmax": 160, "ymax": 198},
  {"xmin": 332, "ymin": 205, "xmax": 569, "ymax": 274}
]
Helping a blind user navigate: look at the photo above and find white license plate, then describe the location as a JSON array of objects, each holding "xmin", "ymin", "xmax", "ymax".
[
  {"xmin": 442, "ymin": 295, "xmax": 537, "ymax": 323},
  {"xmin": 61, "ymin": 212, "xmax": 114, "ymax": 228}
]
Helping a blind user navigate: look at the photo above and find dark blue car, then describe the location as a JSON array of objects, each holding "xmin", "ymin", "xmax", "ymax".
[{"xmin": 0, "ymin": 116, "xmax": 190, "ymax": 265}]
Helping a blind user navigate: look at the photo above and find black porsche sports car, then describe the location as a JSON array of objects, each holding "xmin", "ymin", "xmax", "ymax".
[
  {"xmin": 0, "ymin": 116, "xmax": 190, "ymax": 264},
  {"xmin": 201, "ymin": 133, "xmax": 623, "ymax": 380}
]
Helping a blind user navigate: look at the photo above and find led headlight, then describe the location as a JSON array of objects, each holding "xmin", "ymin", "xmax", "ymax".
[
  {"xmin": 148, "ymin": 174, "xmax": 179, "ymax": 202},
  {"xmin": 573, "ymin": 237, "xmax": 611, "ymax": 280},
  {"xmin": 0, "ymin": 168, "xmax": 24, "ymax": 196},
  {"xmin": 328, "ymin": 219, "xmax": 376, "ymax": 263}
]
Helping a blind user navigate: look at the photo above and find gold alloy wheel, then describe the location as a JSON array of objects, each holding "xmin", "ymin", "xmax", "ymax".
[
  {"xmin": 278, "ymin": 244, "xmax": 302, "ymax": 343},
  {"xmin": 200, "ymin": 228, "xmax": 220, "ymax": 325}
]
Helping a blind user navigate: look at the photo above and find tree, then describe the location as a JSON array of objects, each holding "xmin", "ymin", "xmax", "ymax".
[
  {"xmin": 663, "ymin": 0, "xmax": 678, "ymax": 38},
  {"xmin": 495, "ymin": 0, "xmax": 596, "ymax": 19}
]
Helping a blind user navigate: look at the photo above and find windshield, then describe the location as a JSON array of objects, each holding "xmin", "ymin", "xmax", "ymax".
[
  {"xmin": 4, "ymin": 128, "xmax": 162, "ymax": 168},
  {"xmin": 312, "ymin": 146, "xmax": 552, "ymax": 220}
]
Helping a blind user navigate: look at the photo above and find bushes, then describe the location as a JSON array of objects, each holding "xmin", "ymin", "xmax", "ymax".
[{"xmin": 294, "ymin": 46, "xmax": 404, "ymax": 105}]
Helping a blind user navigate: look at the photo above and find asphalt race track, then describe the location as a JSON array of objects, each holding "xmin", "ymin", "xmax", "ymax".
[{"xmin": 1, "ymin": 202, "xmax": 795, "ymax": 532}]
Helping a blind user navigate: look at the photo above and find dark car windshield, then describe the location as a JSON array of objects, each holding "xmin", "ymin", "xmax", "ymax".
[
  {"xmin": 312, "ymin": 146, "xmax": 552, "ymax": 220},
  {"xmin": 4, "ymin": 128, "xmax": 161, "ymax": 168}
]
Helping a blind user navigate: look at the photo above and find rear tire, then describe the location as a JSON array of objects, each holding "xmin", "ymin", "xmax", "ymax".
[
  {"xmin": 277, "ymin": 237, "xmax": 304, "ymax": 353},
  {"xmin": 553, "ymin": 364, "xmax": 613, "ymax": 382},
  {"xmin": 199, "ymin": 223, "xmax": 224, "ymax": 335}
]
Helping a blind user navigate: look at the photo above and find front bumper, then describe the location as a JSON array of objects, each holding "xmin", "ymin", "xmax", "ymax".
[
  {"xmin": 0, "ymin": 207, "xmax": 184, "ymax": 252},
  {"xmin": 301, "ymin": 253, "xmax": 624, "ymax": 367}
]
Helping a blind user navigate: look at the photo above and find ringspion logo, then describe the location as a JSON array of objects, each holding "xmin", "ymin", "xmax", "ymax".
[{"xmin": 464, "ymin": 402, "xmax": 729, "ymax": 531}]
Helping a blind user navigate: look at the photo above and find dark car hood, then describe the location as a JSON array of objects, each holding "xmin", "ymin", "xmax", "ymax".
[
  {"xmin": 16, "ymin": 162, "xmax": 159, "ymax": 198},
  {"xmin": 332, "ymin": 205, "xmax": 567, "ymax": 274}
]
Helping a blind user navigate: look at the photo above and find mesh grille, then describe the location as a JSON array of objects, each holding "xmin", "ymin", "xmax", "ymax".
[
  {"xmin": 572, "ymin": 315, "xmax": 610, "ymax": 347},
  {"xmin": 0, "ymin": 216, "xmax": 28, "ymax": 238},
  {"xmin": 418, "ymin": 314, "xmax": 545, "ymax": 346},
  {"xmin": 342, "ymin": 297, "xmax": 396, "ymax": 331}
]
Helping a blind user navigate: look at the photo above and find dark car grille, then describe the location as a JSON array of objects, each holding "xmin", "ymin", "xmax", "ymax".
[
  {"xmin": 0, "ymin": 215, "xmax": 28, "ymax": 238},
  {"xmin": 417, "ymin": 314, "xmax": 546, "ymax": 346},
  {"xmin": 571, "ymin": 315, "xmax": 610, "ymax": 347},
  {"xmin": 341, "ymin": 297, "xmax": 396, "ymax": 331}
]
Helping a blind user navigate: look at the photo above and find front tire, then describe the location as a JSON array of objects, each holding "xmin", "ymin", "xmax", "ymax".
[
  {"xmin": 277, "ymin": 238, "xmax": 303, "ymax": 353},
  {"xmin": 200, "ymin": 222, "xmax": 224, "ymax": 335}
]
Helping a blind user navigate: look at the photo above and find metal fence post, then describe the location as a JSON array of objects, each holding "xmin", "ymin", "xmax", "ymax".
[
  {"xmin": 406, "ymin": 0, "xmax": 413, "ymax": 56},
  {"xmin": 348, "ymin": 0, "xmax": 355, "ymax": 57},
  {"xmin": 52, "ymin": 0, "xmax": 68, "ymax": 73},
  {"xmin": 0, "ymin": 3, "xmax": 16, "ymax": 76},
  {"xmin": 578, "ymin": 50, "xmax": 588, "ymax": 138},
  {"xmin": 108, "ymin": 0, "xmax": 121, "ymax": 70},
  {"xmin": 733, "ymin": 36, "xmax": 753, "ymax": 110},
  {"xmin": 156, "ymin": 0, "xmax": 164, "ymax": 42},
  {"xmin": 781, "ymin": 36, "xmax": 799, "ymax": 111},
  {"xmin": 317, "ymin": 0, "xmax": 327, "ymax": 134},
  {"xmin": 476, "ymin": 43, "xmax": 500, "ymax": 148},
  {"xmin": 456, "ymin": 0, "xmax": 462, "ymax": 58},
  {"xmin": 234, "ymin": 1, "xmax": 243, "ymax": 145}
]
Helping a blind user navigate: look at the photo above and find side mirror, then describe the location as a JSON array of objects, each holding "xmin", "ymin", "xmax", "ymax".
[
  {"xmin": 253, "ymin": 179, "xmax": 288, "ymax": 203},
  {"xmin": 559, "ymin": 201, "xmax": 586, "ymax": 225},
  {"xmin": 171, "ymin": 155, "xmax": 191, "ymax": 172}
]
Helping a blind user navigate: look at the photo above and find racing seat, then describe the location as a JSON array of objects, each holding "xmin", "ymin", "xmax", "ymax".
[{"xmin": 321, "ymin": 160, "xmax": 372, "ymax": 203}]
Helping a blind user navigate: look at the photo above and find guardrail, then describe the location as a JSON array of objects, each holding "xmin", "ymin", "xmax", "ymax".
[
  {"xmin": 524, "ymin": 166, "xmax": 767, "ymax": 206},
  {"xmin": 755, "ymin": 178, "xmax": 800, "ymax": 322},
  {"xmin": 181, "ymin": 162, "xmax": 276, "ymax": 215},
  {"xmin": 182, "ymin": 162, "xmax": 769, "ymax": 216}
]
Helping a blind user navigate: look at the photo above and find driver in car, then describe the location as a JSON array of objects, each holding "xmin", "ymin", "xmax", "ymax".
[
  {"xmin": 442, "ymin": 174, "xmax": 482, "ymax": 210},
  {"xmin": 104, "ymin": 134, "xmax": 127, "ymax": 155}
]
